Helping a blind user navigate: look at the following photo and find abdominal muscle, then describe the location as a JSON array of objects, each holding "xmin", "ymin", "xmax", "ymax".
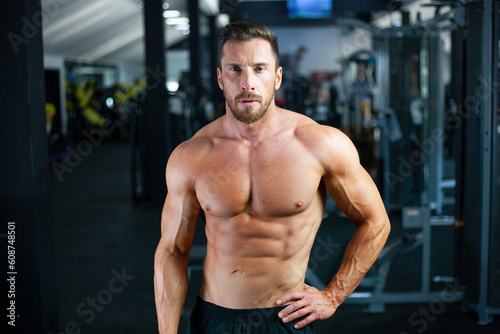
[{"xmin": 199, "ymin": 212, "xmax": 320, "ymax": 309}]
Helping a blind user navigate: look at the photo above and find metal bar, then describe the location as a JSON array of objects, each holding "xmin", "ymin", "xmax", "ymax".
[
  {"xmin": 479, "ymin": 0, "xmax": 494, "ymax": 325},
  {"xmin": 417, "ymin": 10, "xmax": 455, "ymax": 28},
  {"xmin": 189, "ymin": 0, "xmax": 201, "ymax": 98},
  {"xmin": 422, "ymin": 206, "xmax": 431, "ymax": 293},
  {"xmin": 462, "ymin": 300, "xmax": 496, "ymax": 325},
  {"xmin": 375, "ymin": 35, "xmax": 393, "ymax": 210},
  {"xmin": 440, "ymin": 179, "xmax": 456, "ymax": 188},
  {"xmin": 345, "ymin": 291, "xmax": 464, "ymax": 304},
  {"xmin": 490, "ymin": 0, "xmax": 500, "ymax": 313},
  {"xmin": 427, "ymin": 35, "xmax": 445, "ymax": 214},
  {"xmin": 143, "ymin": 0, "xmax": 168, "ymax": 205},
  {"xmin": 420, "ymin": 35, "xmax": 430, "ymax": 205},
  {"xmin": 208, "ymin": 15, "xmax": 218, "ymax": 98},
  {"xmin": 486, "ymin": 307, "xmax": 500, "ymax": 315},
  {"xmin": 436, "ymin": 34, "xmax": 445, "ymax": 215},
  {"xmin": 430, "ymin": 215, "xmax": 455, "ymax": 226},
  {"xmin": 336, "ymin": 17, "xmax": 381, "ymax": 34}
]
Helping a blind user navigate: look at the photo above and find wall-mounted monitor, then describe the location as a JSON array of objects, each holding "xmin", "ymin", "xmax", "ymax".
[{"xmin": 287, "ymin": 0, "xmax": 333, "ymax": 19}]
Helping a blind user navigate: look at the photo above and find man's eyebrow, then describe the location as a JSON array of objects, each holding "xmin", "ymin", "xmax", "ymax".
[{"xmin": 225, "ymin": 61, "xmax": 270, "ymax": 67}]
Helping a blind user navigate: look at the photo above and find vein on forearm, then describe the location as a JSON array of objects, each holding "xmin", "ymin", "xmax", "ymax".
[{"xmin": 327, "ymin": 217, "xmax": 389, "ymax": 303}]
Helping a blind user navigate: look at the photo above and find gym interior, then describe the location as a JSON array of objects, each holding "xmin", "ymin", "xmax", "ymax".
[{"xmin": 1, "ymin": 0, "xmax": 500, "ymax": 333}]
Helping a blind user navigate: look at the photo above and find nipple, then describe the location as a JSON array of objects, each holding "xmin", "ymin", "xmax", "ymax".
[
  {"xmin": 205, "ymin": 205, "xmax": 211, "ymax": 211},
  {"xmin": 295, "ymin": 201, "xmax": 304, "ymax": 208}
]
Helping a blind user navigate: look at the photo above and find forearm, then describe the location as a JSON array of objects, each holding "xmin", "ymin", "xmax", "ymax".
[
  {"xmin": 154, "ymin": 249, "xmax": 190, "ymax": 333},
  {"xmin": 326, "ymin": 217, "xmax": 390, "ymax": 306}
]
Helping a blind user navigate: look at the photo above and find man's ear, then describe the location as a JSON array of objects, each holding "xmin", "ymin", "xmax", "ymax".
[
  {"xmin": 217, "ymin": 68, "xmax": 223, "ymax": 90},
  {"xmin": 275, "ymin": 67, "xmax": 283, "ymax": 90}
]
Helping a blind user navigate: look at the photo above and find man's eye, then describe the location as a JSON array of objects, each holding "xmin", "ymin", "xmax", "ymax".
[
  {"xmin": 256, "ymin": 66, "xmax": 266, "ymax": 72},
  {"xmin": 229, "ymin": 67, "xmax": 240, "ymax": 72}
]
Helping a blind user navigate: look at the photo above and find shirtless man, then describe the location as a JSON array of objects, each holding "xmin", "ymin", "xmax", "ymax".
[{"xmin": 154, "ymin": 21, "xmax": 391, "ymax": 333}]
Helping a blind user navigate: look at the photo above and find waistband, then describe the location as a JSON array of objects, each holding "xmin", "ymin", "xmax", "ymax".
[{"xmin": 194, "ymin": 295, "xmax": 286, "ymax": 322}]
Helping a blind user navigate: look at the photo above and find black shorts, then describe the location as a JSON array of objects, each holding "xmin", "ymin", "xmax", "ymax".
[{"xmin": 189, "ymin": 295, "xmax": 316, "ymax": 334}]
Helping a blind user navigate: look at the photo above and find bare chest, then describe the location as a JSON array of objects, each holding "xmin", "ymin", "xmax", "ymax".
[{"xmin": 195, "ymin": 140, "xmax": 323, "ymax": 218}]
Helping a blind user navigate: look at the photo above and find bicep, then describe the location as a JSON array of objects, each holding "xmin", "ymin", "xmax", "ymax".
[
  {"xmin": 159, "ymin": 191, "xmax": 200, "ymax": 255},
  {"xmin": 324, "ymin": 165, "xmax": 382, "ymax": 225},
  {"xmin": 321, "ymin": 132, "xmax": 385, "ymax": 225},
  {"xmin": 157, "ymin": 149, "xmax": 201, "ymax": 256}
]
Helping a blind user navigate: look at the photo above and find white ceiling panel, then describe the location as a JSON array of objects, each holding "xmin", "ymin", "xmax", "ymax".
[{"xmin": 41, "ymin": 0, "xmax": 203, "ymax": 65}]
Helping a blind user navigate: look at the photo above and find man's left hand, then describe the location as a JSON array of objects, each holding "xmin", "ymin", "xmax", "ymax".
[{"xmin": 276, "ymin": 284, "xmax": 336, "ymax": 329}]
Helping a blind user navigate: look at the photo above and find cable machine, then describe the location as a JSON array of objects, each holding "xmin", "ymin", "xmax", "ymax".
[
  {"xmin": 455, "ymin": 0, "xmax": 500, "ymax": 324},
  {"xmin": 306, "ymin": 4, "xmax": 466, "ymax": 313},
  {"xmin": 340, "ymin": 50, "xmax": 381, "ymax": 180}
]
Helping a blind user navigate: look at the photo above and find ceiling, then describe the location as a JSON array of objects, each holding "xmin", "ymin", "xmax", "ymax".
[
  {"xmin": 42, "ymin": 0, "xmax": 444, "ymax": 66},
  {"xmin": 42, "ymin": 0, "xmax": 196, "ymax": 65}
]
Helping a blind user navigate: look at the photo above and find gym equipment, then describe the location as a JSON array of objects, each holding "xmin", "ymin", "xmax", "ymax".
[
  {"xmin": 340, "ymin": 50, "xmax": 380, "ymax": 178},
  {"xmin": 307, "ymin": 6, "xmax": 464, "ymax": 313},
  {"xmin": 455, "ymin": 0, "xmax": 500, "ymax": 324},
  {"xmin": 306, "ymin": 207, "xmax": 459, "ymax": 313}
]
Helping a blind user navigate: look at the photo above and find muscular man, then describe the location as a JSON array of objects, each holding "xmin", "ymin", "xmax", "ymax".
[{"xmin": 154, "ymin": 21, "xmax": 390, "ymax": 333}]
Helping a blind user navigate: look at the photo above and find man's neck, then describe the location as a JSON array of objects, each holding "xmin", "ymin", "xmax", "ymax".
[{"xmin": 223, "ymin": 104, "xmax": 283, "ymax": 144}]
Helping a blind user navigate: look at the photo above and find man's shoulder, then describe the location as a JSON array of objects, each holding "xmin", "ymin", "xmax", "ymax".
[
  {"xmin": 285, "ymin": 111, "xmax": 357, "ymax": 166},
  {"xmin": 289, "ymin": 112, "xmax": 345, "ymax": 145},
  {"xmin": 168, "ymin": 117, "xmax": 225, "ymax": 166}
]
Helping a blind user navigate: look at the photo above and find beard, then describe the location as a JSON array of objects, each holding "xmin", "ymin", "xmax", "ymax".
[{"xmin": 224, "ymin": 90, "xmax": 275, "ymax": 124}]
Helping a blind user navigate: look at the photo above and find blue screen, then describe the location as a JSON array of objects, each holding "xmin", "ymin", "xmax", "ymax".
[{"xmin": 287, "ymin": 0, "xmax": 333, "ymax": 19}]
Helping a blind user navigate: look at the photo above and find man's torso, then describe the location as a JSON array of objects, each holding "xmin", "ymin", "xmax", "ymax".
[{"xmin": 189, "ymin": 111, "xmax": 329, "ymax": 308}]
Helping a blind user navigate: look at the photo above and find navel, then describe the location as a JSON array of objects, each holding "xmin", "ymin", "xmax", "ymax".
[{"xmin": 295, "ymin": 201, "xmax": 304, "ymax": 208}]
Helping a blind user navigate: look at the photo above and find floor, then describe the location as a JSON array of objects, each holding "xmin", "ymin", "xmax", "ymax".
[{"xmin": 48, "ymin": 140, "xmax": 500, "ymax": 333}]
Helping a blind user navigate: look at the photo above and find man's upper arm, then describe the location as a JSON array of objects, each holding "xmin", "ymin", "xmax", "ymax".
[
  {"xmin": 158, "ymin": 144, "xmax": 201, "ymax": 257},
  {"xmin": 320, "ymin": 128, "xmax": 387, "ymax": 227}
]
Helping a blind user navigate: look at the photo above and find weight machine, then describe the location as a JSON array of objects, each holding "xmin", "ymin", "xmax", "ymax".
[{"xmin": 306, "ymin": 5, "xmax": 464, "ymax": 313}]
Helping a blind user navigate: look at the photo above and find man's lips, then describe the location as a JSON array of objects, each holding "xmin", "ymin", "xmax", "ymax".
[{"xmin": 237, "ymin": 94, "xmax": 261, "ymax": 105}]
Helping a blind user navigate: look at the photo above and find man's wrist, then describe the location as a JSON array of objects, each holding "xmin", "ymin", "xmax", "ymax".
[
  {"xmin": 323, "ymin": 288, "xmax": 337, "ymax": 306},
  {"xmin": 325, "ymin": 278, "xmax": 346, "ymax": 308}
]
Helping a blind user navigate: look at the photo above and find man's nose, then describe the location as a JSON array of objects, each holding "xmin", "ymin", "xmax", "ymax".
[{"xmin": 241, "ymin": 70, "xmax": 256, "ymax": 91}]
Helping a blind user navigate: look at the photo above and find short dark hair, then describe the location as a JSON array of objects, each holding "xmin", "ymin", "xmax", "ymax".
[{"xmin": 218, "ymin": 21, "xmax": 280, "ymax": 70}]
